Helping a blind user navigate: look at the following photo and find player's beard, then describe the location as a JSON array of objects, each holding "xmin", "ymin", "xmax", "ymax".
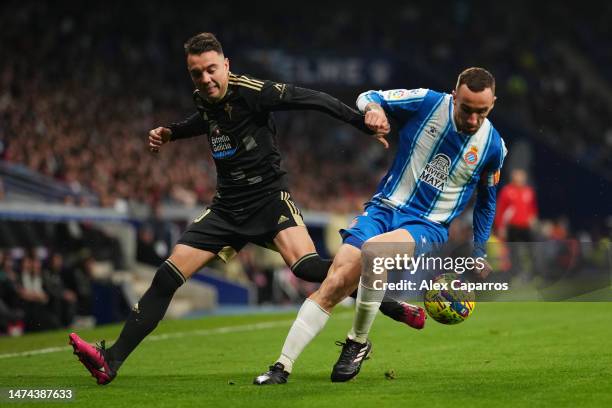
[{"xmin": 204, "ymin": 80, "xmax": 227, "ymax": 102}]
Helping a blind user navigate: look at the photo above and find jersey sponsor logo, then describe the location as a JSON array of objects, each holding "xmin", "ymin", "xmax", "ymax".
[
  {"xmin": 419, "ymin": 153, "xmax": 451, "ymax": 191},
  {"xmin": 464, "ymin": 146, "xmax": 479, "ymax": 165},
  {"xmin": 209, "ymin": 124, "xmax": 237, "ymax": 159}
]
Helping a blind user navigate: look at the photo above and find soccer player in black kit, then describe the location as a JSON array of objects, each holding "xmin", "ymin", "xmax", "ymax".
[{"xmin": 69, "ymin": 32, "xmax": 426, "ymax": 385}]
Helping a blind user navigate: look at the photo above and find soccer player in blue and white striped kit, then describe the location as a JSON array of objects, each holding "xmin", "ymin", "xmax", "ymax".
[{"xmin": 255, "ymin": 67, "xmax": 507, "ymax": 384}]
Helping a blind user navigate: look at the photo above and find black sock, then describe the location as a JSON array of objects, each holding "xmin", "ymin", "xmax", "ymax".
[
  {"xmin": 107, "ymin": 260, "xmax": 185, "ymax": 369},
  {"xmin": 292, "ymin": 254, "xmax": 406, "ymax": 321},
  {"xmin": 291, "ymin": 253, "xmax": 332, "ymax": 283},
  {"xmin": 348, "ymin": 289, "xmax": 405, "ymax": 322}
]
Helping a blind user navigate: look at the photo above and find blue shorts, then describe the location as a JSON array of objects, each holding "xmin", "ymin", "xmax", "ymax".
[{"xmin": 340, "ymin": 202, "xmax": 448, "ymax": 253}]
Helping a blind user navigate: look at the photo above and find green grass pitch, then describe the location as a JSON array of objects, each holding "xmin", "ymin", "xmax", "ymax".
[{"xmin": 1, "ymin": 302, "xmax": 611, "ymax": 407}]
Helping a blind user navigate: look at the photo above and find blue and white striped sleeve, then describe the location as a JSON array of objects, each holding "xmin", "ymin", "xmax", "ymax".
[
  {"xmin": 356, "ymin": 88, "xmax": 429, "ymax": 118},
  {"xmin": 473, "ymin": 135, "xmax": 508, "ymax": 256}
]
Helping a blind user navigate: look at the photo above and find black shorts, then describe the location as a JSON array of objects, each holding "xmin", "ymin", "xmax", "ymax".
[{"xmin": 177, "ymin": 191, "xmax": 304, "ymax": 262}]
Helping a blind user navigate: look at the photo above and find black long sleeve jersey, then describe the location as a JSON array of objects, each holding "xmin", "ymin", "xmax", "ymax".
[{"xmin": 168, "ymin": 72, "xmax": 369, "ymax": 222}]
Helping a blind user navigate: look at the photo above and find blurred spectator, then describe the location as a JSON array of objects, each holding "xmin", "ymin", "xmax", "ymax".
[
  {"xmin": 495, "ymin": 169, "xmax": 539, "ymax": 241},
  {"xmin": 0, "ymin": 251, "xmax": 25, "ymax": 336},
  {"xmin": 62, "ymin": 253, "xmax": 95, "ymax": 320},
  {"xmin": 44, "ymin": 253, "xmax": 78, "ymax": 327},
  {"xmin": 495, "ymin": 169, "xmax": 539, "ymax": 279},
  {"xmin": 18, "ymin": 253, "xmax": 61, "ymax": 331}
]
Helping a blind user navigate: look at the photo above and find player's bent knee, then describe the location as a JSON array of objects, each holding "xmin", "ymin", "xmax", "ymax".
[{"xmin": 168, "ymin": 244, "xmax": 216, "ymax": 279}]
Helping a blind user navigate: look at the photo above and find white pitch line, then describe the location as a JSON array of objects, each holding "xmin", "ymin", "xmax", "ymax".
[
  {"xmin": 0, "ymin": 319, "xmax": 294, "ymax": 360},
  {"xmin": 0, "ymin": 312, "xmax": 352, "ymax": 360}
]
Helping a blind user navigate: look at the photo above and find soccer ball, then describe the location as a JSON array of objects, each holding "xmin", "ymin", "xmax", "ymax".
[{"xmin": 423, "ymin": 273, "xmax": 475, "ymax": 324}]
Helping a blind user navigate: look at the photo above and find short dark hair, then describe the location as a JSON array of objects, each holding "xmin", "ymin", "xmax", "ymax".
[
  {"xmin": 456, "ymin": 67, "xmax": 495, "ymax": 95},
  {"xmin": 184, "ymin": 32, "xmax": 224, "ymax": 56}
]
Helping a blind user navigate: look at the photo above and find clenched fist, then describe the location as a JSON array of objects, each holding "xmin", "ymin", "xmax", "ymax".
[{"xmin": 148, "ymin": 127, "xmax": 173, "ymax": 153}]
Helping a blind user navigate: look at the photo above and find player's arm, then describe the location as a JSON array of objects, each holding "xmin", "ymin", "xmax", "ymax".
[
  {"xmin": 251, "ymin": 79, "xmax": 389, "ymax": 145},
  {"xmin": 356, "ymin": 88, "xmax": 429, "ymax": 146},
  {"xmin": 148, "ymin": 113, "xmax": 207, "ymax": 152},
  {"xmin": 357, "ymin": 88, "xmax": 428, "ymax": 119},
  {"xmin": 355, "ymin": 94, "xmax": 392, "ymax": 148},
  {"xmin": 473, "ymin": 173, "xmax": 499, "ymax": 252},
  {"xmin": 493, "ymin": 186, "xmax": 510, "ymax": 239},
  {"xmin": 472, "ymin": 140, "xmax": 508, "ymax": 278},
  {"xmin": 470, "ymin": 174, "xmax": 499, "ymax": 280}
]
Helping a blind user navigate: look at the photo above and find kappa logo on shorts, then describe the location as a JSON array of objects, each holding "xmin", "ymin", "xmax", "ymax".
[{"xmin": 419, "ymin": 153, "xmax": 451, "ymax": 191}]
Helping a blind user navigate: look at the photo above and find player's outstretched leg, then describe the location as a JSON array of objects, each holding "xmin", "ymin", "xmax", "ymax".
[
  {"xmin": 69, "ymin": 259, "xmax": 185, "ymax": 384},
  {"xmin": 253, "ymin": 298, "xmax": 330, "ymax": 385},
  {"xmin": 292, "ymin": 253, "xmax": 426, "ymax": 329},
  {"xmin": 254, "ymin": 244, "xmax": 361, "ymax": 385}
]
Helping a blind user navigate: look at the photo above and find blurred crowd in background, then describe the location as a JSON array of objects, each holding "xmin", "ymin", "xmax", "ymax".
[
  {"xmin": 0, "ymin": 248, "xmax": 95, "ymax": 335},
  {"xmin": 1, "ymin": 1, "xmax": 611, "ymax": 334},
  {"xmin": 1, "ymin": 1, "xmax": 611, "ymax": 212}
]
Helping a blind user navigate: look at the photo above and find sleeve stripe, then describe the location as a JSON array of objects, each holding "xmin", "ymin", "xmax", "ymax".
[
  {"xmin": 229, "ymin": 78, "xmax": 263, "ymax": 89},
  {"xmin": 387, "ymin": 97, "xmax": 425, "ymax": 105},
  {"xmin": 228, "ymin": 79, "xmax": 263, "ymax": 91},
  {"xmin": 229, "ymin": 73, "xmax": 264, "ymax": 86}
]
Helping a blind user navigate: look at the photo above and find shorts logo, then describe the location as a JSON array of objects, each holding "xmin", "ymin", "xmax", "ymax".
[
  {"xmin": 419, "ymin": 153, "xmax": 451, "ymax": 191},
  {"xmin": 464, "ymin": 146, "xmax": 479, "ymax": 165}
]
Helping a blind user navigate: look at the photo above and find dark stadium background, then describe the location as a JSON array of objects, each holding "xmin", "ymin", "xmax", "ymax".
[{"xmin": 1, "ymin": 0, "xmax": 610, "ymax": 333}]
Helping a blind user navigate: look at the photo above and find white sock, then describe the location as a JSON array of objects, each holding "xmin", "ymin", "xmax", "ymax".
[
  {"xmin": 348, "ymin": 281, "xmax": 385, "ymax": 343},
  {"xmin": 277, "ymin": 298, "xmax": 330, "ymax": 373}
]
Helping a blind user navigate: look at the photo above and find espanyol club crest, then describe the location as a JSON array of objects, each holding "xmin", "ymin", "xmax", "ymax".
[{"xmin": 464, "ymin": 146, "xmax": 479, "ymax": 165}]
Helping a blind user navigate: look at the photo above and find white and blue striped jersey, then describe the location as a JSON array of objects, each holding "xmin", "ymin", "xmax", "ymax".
[{"xmin": 357, "ymin": 88, "xmax": 507, "ymax": 244}]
